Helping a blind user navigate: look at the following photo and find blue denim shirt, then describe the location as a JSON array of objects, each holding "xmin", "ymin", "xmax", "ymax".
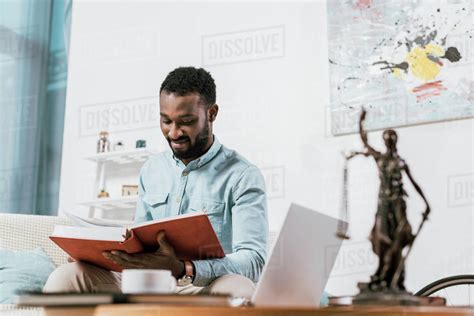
[{"xmin": 134, "ymin": 137, "xmax": 268, "ymax": 286}]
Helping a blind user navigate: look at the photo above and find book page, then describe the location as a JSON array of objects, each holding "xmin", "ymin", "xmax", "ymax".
[
  {"xmin": 64, "ymin": 211, "xmax": 133, "ymax": 228},
  {"xmin": 51, "ymin": 225, "xmax": 125, "ymax": 241}
]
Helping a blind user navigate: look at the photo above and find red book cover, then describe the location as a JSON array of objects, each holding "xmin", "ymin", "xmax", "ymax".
[{"xmin": 50, "ymin": 212, "xmax": 225, "ymax": 272}]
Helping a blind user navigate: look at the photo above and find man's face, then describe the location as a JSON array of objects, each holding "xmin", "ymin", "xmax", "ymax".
[{"xmin": 159, "ymin": 91, "xmax": 214, "ymax": 161}]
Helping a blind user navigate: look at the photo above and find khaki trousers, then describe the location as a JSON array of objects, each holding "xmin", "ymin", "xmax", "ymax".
[{"xmin": 43, "ymin": 262, "xmax": 255, "ymax": 299}]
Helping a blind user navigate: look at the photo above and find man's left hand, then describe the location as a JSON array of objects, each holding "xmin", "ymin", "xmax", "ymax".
[{"xmin": 103, "ymin": 231, "xmax": 185, "ymax": 278}]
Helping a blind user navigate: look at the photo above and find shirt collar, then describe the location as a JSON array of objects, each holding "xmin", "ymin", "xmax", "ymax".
[{"xmin": 171, "ymin": 136, "xmax": 222, "ymax": 170}]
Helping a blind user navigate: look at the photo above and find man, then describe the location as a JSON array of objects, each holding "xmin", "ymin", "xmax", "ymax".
[{"xmin": 44, "ymin": 67, "xmax": 268, "ymax": 298}]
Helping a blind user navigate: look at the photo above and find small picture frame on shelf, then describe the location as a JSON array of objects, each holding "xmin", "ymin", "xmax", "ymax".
[
  {"xmin": 135, "ymin": 139, "xmax": 147, "ymax": 148},
  {"xmin": 122, "ymin": 185, "xmax": 139, "ymax": 196}
]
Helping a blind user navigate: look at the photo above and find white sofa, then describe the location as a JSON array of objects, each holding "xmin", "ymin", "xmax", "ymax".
[{"xmin": 0, "ymin": 213, "xmax": 72, "ymax": 315}]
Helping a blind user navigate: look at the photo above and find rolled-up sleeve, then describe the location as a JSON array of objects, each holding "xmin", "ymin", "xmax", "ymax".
[{"xmin": 192, "ymin": 165, "xmax": 268, "ymax": 286}]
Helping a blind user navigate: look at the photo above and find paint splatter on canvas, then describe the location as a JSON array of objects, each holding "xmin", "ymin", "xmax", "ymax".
[{"xmin": 328, "ymin": 0, "xmax": 473, "ymax": 135}]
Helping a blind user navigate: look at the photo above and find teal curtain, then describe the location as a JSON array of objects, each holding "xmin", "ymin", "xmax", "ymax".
[{"xmin": 0, "ymin": 0, "xmax": 72, "ymax": 215}]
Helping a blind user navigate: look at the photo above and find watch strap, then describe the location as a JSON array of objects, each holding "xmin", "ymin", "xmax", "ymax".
[
  {"xmin": 177, "ymin": 260, "xmax": 194, "ymax": 287},
  {"xmin": 184, "ymin": 260, "xmax": 194, "ymax": 278}
]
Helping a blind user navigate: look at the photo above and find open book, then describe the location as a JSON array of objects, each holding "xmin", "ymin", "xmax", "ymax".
[{"xmin": 50, "ymin": 212, "xmax": 225, "ymax": 272}]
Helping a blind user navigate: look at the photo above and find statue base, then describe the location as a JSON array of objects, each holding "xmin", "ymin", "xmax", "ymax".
[{"xmin": 328, "ymin": 282, "xmax": 446, "ymax": 307}]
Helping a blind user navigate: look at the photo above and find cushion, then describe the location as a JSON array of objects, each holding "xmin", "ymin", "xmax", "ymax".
[{"xmin": 0, "ymin": 247, "xmax": 56, "ymax": 303}]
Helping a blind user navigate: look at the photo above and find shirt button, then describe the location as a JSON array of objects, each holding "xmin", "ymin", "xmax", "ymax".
[
  {"xmin": 176, "ymin": 197, "xmax": 181, "ymax": 203},
  {"xmin": 182, "ymin": 171, "xmax": 188, "ymax": 176},
  {"xmin": 202, "ymin": 207, "xmax": 207, "ymax": 213}
]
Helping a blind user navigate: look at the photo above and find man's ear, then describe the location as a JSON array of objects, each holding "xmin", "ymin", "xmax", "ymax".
[{"xmin": 208, "ymin": 104, "xmax": 219, "ymax": 122}]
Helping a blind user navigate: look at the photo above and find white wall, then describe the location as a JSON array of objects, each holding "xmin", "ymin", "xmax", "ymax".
[{"xmin": 59, "ymin": 1, "xmax": 473, "ymax": 296}]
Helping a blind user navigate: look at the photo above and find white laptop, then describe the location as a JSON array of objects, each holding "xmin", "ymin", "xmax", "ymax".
[{"xmin": 251, "ymin": 203, "xmax": 346, "ymax": 307}]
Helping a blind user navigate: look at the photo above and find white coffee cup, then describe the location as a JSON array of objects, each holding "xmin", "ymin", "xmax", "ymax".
[{"xmin": 121, "ymin": 269, "xmax": 177, "ymax": 294}]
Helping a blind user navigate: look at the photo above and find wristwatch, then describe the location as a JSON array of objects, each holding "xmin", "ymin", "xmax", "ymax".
[{"xmin": 177, "ymin": 260, "xmax": 194, "ymax": 286}]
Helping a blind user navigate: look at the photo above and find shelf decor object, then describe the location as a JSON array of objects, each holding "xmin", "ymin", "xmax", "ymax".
[{"xmin": 81, "ymin": 147, "xmax": 157, "ymax": 218}]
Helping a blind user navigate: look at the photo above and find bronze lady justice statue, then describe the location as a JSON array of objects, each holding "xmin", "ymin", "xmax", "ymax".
[{"xmin": 343, "ymin": 108, "xmax": 431, "ymax": 294}]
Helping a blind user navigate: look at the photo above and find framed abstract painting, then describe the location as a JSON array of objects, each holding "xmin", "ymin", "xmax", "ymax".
[{"xmin": 328, "ymin": 0, "xmax": 473, "ymax": 135}]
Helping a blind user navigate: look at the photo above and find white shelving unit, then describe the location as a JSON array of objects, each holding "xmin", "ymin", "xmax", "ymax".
[
  {"xmin": 84, "ymin": 148, "xmax": 155, "ymax": 164},
  {"xmin": 79, "ymin": 195, "xmax": 139, "ymax": 211},
  {"xmin": 81, "ymin": 148, "xmax": 157, "ymax": 218}
]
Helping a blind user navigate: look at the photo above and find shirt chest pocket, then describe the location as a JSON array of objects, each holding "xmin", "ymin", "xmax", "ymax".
[
  {"xmin": 188, "ymin": 199, "xmax": 225, "ymax": 237},
  {"xmin": 142, "ymin": 193, "xmax": 169, "ymax": 220}
]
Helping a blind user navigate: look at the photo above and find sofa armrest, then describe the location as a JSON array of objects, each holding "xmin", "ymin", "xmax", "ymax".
[{"xmin": 0, "ymin": 213, "xmax": 72, "ymax": 267}]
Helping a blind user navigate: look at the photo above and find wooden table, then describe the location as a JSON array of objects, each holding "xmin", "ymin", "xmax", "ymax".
[
  {"xmin": 92, "ymin": 304, "xmax": 474, "ymax": 316},
  {"xmin": 42, "ymin": 307, "xmax": 95, "ymax": 316}
]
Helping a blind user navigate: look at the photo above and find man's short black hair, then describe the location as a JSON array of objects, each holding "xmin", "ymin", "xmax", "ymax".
[{"xmin": 160, "ymin": 67, "xmax": 216, "ymax": 107}]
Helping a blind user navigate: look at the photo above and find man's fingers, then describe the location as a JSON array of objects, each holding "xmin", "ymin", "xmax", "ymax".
[
  {"xmin": 113, "ymin": 251, "xmax": 142, "ymax": 263},
  {"xmin": 157, "ymin": 230, "xmax": 166, "ymax": 242},
  {"xmin": 103, "ymin": 253, "xmax": 138, "ymax": 268},
  {"xmin": 103, "ymin": 252, "xmax": 125, "ymax": 265},
  {"xmin": 156, "ymin": 231, "xmax": 175, "ymax": 256},
  {"xmin": 103, "ymin": 251, "xmax": 140, "ymax": 265},
  {"xmin": 122, "ymin": 229, "xmax": 131, "ymax": 240}
]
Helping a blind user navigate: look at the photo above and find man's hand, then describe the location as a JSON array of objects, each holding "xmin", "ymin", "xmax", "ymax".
[{"xmin": 102, "ymin": 231, "xmax": 185, "ymax": 278}]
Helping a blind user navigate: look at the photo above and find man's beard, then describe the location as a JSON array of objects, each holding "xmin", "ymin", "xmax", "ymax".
[{"xmin": 168, "ymin": 123, "xmax": 211, "ymax": 160}]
